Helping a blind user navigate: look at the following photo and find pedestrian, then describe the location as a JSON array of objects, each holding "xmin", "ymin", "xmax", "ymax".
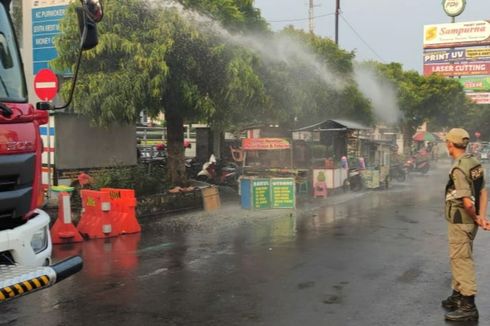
[{"xmin": 442, "ymin": 128, "xmax": 490, "ymax": 321}]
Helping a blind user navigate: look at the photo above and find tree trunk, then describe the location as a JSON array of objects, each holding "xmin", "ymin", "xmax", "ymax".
[
  {"xmin": 401, "ymin": 122, "xmax": 416, "ymax": 157},
  {"xmin": 166, "ymin": 107, "xmax": 186, "ymax": 186}
]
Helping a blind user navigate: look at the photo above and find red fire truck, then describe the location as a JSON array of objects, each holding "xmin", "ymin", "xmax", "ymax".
[{"xmin": 0, "ymin": 0, "xmax": 103, "ymax": 302}]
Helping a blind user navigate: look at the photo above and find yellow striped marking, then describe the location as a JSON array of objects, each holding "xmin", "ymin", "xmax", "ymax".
[
  {"xmin": 40, "ymin": 276, "xmax": 49, "ymax": 285},
  {"xmin": 0, "ymin": 275, "xmax": 51, "ymax": 302},
  {"xmin": 4, "ymin": 287, "xmax": 15, "ymax": 298},
  {"xmin": 23, "ymin": 281, "xmax": 33, "ymax": 291},
  {"xmin": 13, "ymin": 284, "xmax": 24, "ymax": 295},
  {"xmin": 31, "ymin": 278, "xmax": 41, "ymax": 288}
]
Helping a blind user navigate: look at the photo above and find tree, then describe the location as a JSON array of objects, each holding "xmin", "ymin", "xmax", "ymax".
[
  {"xmin": 53, "ymin": 0, "xmax": 268, "ymax": 185},
  {"xmin": 254, "ymin": 27, "xmax": 373, "ymax": 129},
  {"xmin": 11, "ymin": 0, "xmax": 22, "ymax": 43},
  {"xmin": 371, "ymin": 62, "xmax": 474, "ymax": 153},
  {"xmin": 52, "ymin": 0, "xmax": 170, "ymax": 126},
  {"xmin": 461, "ymin": 103, "xmax": 490, "ymax": 140}
]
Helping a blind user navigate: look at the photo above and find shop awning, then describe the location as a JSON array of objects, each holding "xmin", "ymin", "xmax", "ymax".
[{"xmin": 295, "ymin": 119, "xmax": 370, "ymax": 132}]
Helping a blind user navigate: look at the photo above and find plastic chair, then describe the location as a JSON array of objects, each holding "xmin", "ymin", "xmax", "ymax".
[{"xmin": 313, "ymin": 181, "xmax": 327, "ymax": 198}]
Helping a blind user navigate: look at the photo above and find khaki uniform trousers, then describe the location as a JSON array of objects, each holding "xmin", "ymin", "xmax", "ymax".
[{"xmin": 448, "ymin": 222, "xmax": 478, "ymax": 296}]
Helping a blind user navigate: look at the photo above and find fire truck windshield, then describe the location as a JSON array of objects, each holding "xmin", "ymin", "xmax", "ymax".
[{"xmin": 0, "ymin": 5, "xmax": 27, "ymax": 103}]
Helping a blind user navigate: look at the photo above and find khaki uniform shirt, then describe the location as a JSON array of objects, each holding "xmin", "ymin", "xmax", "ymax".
[{"xmin": 445, "ymin": 154, "xmax": 485, "ymax": 224}]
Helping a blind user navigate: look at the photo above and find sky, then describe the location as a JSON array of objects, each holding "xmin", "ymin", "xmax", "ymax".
[{"xmin": 253, "ymin": 0, "xmax": 490, "ymax": 73}]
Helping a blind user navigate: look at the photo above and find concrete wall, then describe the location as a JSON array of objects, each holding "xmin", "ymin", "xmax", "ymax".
[{"xmin": 54, "ymin": 113, "xmax": 137, "ymax": 170}]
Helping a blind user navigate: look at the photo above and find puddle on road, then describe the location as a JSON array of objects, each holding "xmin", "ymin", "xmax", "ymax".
[
  {"xmin": 53, "ymin": 234, "xmax": 141, "ymax": 280},
  {"xmin": 48, "ymin": 175, "xmax": 444, "ymax": 295}
]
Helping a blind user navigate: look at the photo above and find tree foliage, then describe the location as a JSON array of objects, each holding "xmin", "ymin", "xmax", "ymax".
[
  {"xmin": 53, "ymin": 0, "xmax": 270, "ymax": 185},
  {"xmin": 53, "ymin": 0, "xmax": 484, "ymax": 185},
  {"xmin": 369, "ymin": 62, "xmax": 478, "ymax": 152},
  {"xmin": 52, "ymin": 0, "xmax": 170, "ymax": 126}
]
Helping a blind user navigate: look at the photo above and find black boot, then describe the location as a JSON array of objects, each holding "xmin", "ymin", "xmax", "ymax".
[
  {"xmin": 441, "ymin": 290, "xmax": 462, "ymax": 310},
  {"xmin": 445, "ymin": 295, "xmax": 479, "ymax": 321}
]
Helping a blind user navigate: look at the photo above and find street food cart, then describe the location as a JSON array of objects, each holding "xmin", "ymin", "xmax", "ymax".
[
  {"xmin": 239, "ymin": 138, "xmax": 297, "ymax": 209},
  {"xmin": 294, "ymin": 119, "xmax": 370, "ymax": 193},
  {"xmin": 357, "ymin": 139, "xmax": 392, "ymax": 189}
]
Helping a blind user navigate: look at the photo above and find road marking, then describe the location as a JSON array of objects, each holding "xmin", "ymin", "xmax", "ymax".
[{"xmin": 35, "ymin": 82, "xmax": 57, "ymax": 88}]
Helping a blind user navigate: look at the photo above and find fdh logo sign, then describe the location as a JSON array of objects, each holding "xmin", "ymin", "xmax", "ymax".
[{"xmin": 442, "ymin": 0, "xmax": 466, "ymax": 17}]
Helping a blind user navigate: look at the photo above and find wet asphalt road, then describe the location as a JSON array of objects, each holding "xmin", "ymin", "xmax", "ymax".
[{"xmin": 2, "ymin": 161, "xmax": 490, "ymax": 326}]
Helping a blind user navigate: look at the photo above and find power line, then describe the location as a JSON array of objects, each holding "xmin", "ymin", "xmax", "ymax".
[
  {"xmin": 340, "ymin": 14, "xmax": 385, "ymax": 62},
  {"xmin": 268, "ymin": 12, "xmax": 335, "ymax": 23}
]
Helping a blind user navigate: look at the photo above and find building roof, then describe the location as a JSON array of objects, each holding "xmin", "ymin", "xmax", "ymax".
[{"xmin": 295, "ymin": 119, "xmax": 370, "ymax": 132}]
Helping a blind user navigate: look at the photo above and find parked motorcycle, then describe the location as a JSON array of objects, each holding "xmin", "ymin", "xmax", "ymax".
[
  {"xmin": 185, "ymin": 157, "xmax": 202, "ymax": 179},
  {"xmin": 344, "ymin": 168, "xmax": 363, "ymax": 192},
  {"xmin": 196, "ymin": 155, "xmax": 241, "ymax": 188},
  {"xmin": 138, "ymin": 146, "xmax": 167, "ymax": 167},
  {"xmin": 389, "ymin": 164, "xmax": 407, "ymax": 182},
  {"xmin": 404, "ymin": 156, "xmax": 430, "ymax": 174}
]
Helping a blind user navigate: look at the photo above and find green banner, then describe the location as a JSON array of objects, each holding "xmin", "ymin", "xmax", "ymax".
[
  {"xmin": 271, "ymin": 178, "xmax": 295, "ymax": 209},
  {"xmin": 252, "ymin": 179, "xmax": 271, "ymax": 209},
  {"xmin": 458, "ymin": 77, "xmax": 490, "ymax": 91}
]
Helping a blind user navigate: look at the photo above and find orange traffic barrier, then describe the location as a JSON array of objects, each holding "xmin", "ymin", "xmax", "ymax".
[
  {"xmin": 51, "ymin": 191, "xmax": 83, "ymax": 244},
  {"xmin": 77, "ymin": 190, "xmax": 118, "ymax": 239},
  {"xmin": 100, "ymin": 188, "xmax": 141, "ymax": 235}
]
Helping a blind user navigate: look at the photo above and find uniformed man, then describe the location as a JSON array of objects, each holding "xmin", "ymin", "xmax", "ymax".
[{"xmin": 442, "ymin": 128, "xmax": 490, "ymax": 321}]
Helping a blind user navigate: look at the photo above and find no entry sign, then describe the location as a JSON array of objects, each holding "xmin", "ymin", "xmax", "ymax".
[{"xmin": 34, "ymin": 68, "xmax": 58, "ymax": 101}]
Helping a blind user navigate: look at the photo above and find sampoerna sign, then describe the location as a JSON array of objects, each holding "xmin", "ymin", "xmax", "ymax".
[{"xmin": 424, "ymin": 20, "xmax": 490, "ymax": 49}]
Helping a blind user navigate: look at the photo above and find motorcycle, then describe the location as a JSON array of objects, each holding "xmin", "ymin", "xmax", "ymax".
[
  {"xmin": 138, "ymin": 146, "xmax": 167, "ymax": 167},
  {"xmin": 196, "ymin": 155, "xmax": 241, "ymax": 188},
  {"xmin": 185, "ymin": 157, "xmax": 202, "ymax": 179},
  {"xmin": 404, "ymin": 156, "xmax": 430, "ymax": 174},
  {"xmin": 343, "ymin": 168, "xmax": 363, "ymax": 192},
  {"xmin": 389, "ymin": 163, "xmax": 407, "ymax": 182}
]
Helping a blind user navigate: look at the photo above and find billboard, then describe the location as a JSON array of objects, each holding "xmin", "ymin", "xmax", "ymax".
[
  {"xmin": 32, "ymin": 1, "xmax": 70, "ymax": 74},
  {"xmin": 458, "ymin": 77, "xmax": 490, "ymax": 91},
  {"xmin": 423, "ymin": 62, "xmax": 490, "ymax": 77},
  {"xmin": 424, "ymin": 47, "xmax": 490, "ymax": 64},
  {"xmin": 424, "ymin": 20, "xmax": 490, "ymax": 49},
  {"xmin": 466, "ymin": 92, "xmax": 490, "ymax": 104}
]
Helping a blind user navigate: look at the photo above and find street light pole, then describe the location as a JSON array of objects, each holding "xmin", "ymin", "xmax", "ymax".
[
  {"xmin": 309, "ymin": 0, "xmax": 315, "ymax": 34},
  {"xmin": 335, "ymin": 0, "xmax": 340, "ymax": 45}
]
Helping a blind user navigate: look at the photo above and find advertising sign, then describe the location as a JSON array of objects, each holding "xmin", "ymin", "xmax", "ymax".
[
  {"xmin": 424, "ymin": 48, "xmax": 490, "ymax": 64},
  {"xmin": 32, "ymin": 2, "xmax": 69, "ymax": 74},
  {"xmin": 252, "ymin": 179, "xmax": 271, "ymax": 209},
  {"xmin": 242, "ymin": 138, "xmax": 290, "ymax": 150},
  {"xmin": 466, "ymin": 92, "xmax": 490, "ymax": 104},
  {"xmin": 423, "ymin": 62, "xmax": 490, "ymax": 77},
  {"xmin": 442, "ymin": 0, "xmax": 466, "ymax": 17},
  {"xmin": 270, "ymin": 178, "xmax": 295, "ymax": 209},
  {"xmin": 423, "ymin": 20, "xmax": 490, "ymax": 49},
  {"xmin": 458, "ymin": 77, "xmax": 490, "ymax": 91}
]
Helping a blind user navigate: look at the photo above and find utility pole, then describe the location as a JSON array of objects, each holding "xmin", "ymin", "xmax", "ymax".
[
  {"xmin": 335, "ymin": 0, "xmax": 340, "ymax": 45},
  {"xmin": 308, "ymin": 0, "xmax": 315, "ymax": 34}
]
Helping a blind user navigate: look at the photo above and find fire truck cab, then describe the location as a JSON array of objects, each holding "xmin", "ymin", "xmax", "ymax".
[{"xmin": 0, "ymin": 0, "xmax": 102, "ymax": 302}]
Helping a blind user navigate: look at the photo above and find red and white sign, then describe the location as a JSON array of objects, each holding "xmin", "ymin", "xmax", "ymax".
[
  {"xmin": 34, "ymin": 68, "xmax": 58, "ymax": 101},
  {"xmin": 242, "ymin": 138, "xmax": 290, "ymax": 150},
  {"xmin": 424, "ymin": 20, "xmax": 490, "ymax": 49},
  {"xmin": 466, "ymin": 92, "xmax": 490, "ymax": 104},
  {"xmin": 423, "ymin": 62, "xmax": 490, "ymax": 77}
]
